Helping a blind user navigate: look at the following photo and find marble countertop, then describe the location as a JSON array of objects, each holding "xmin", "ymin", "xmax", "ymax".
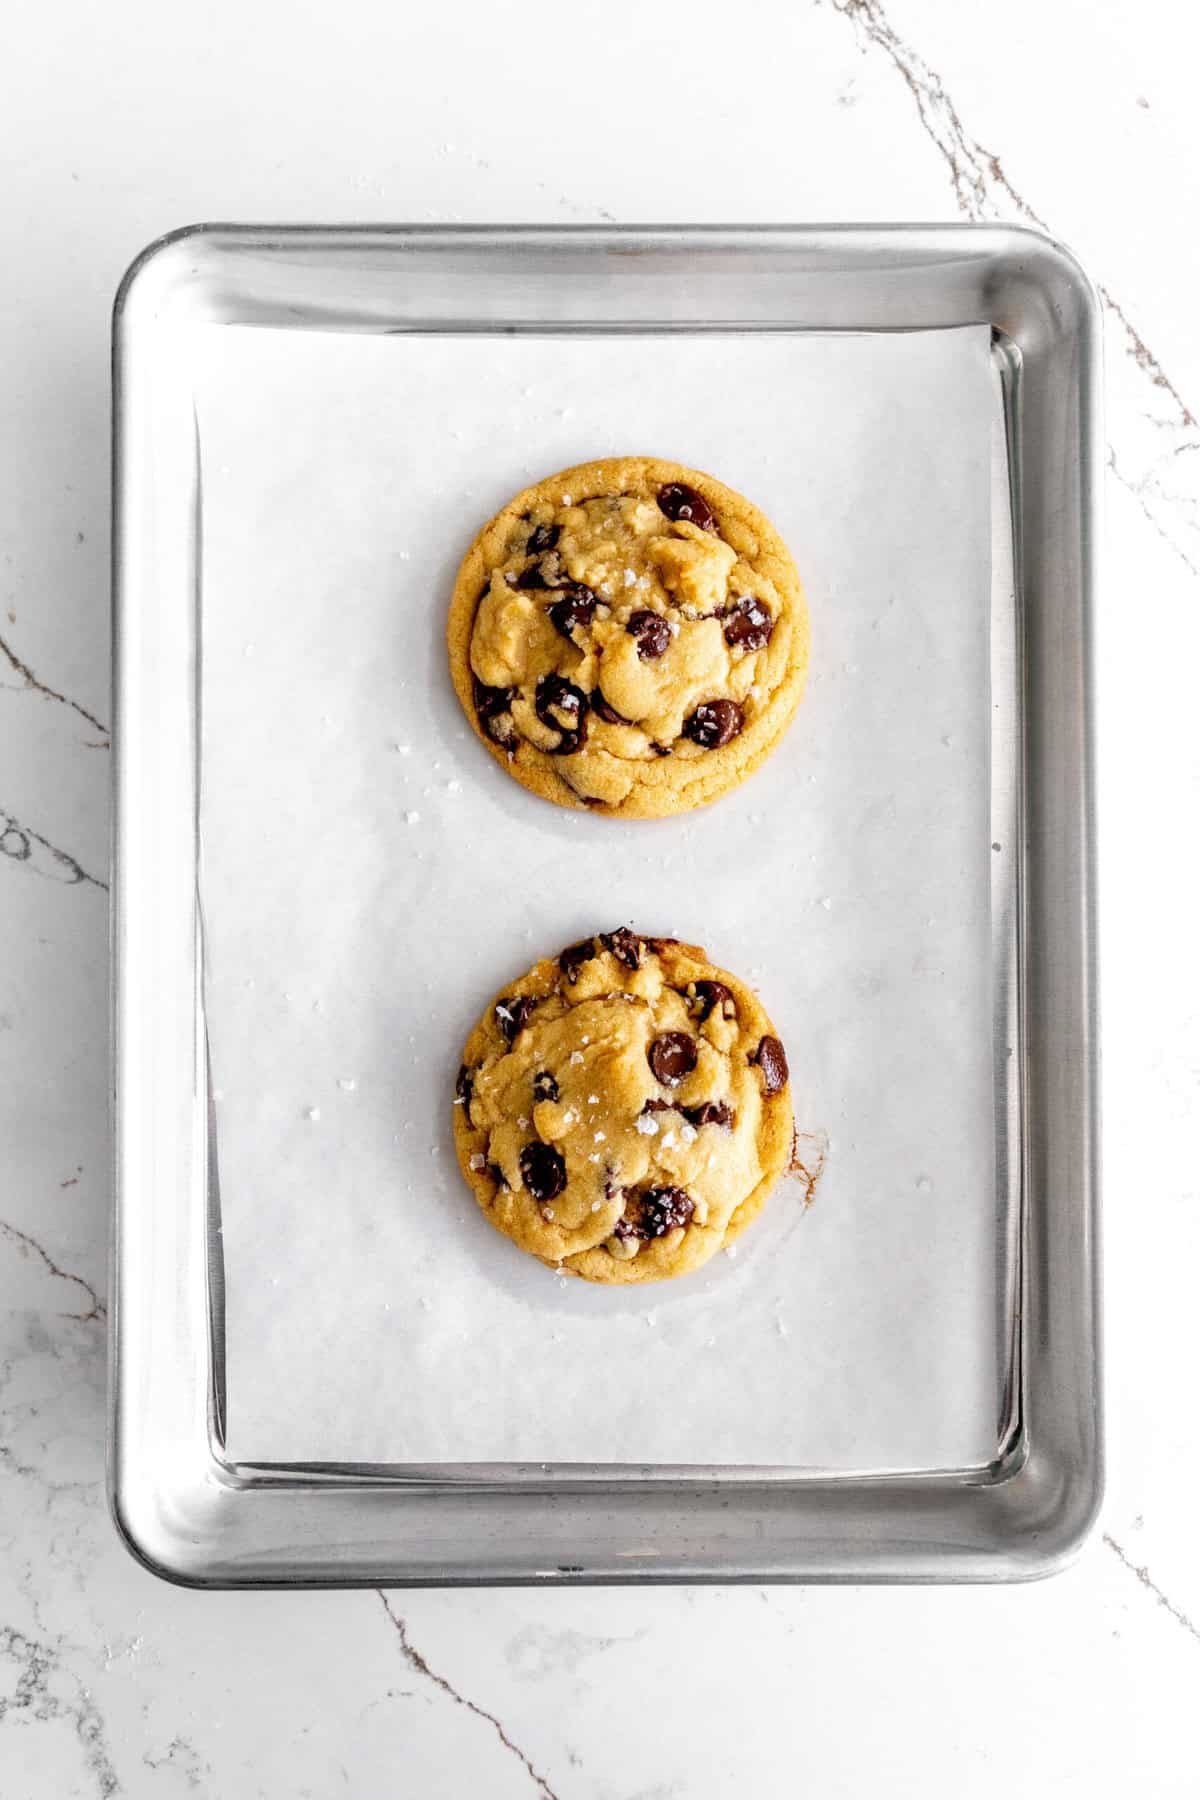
[{"xmin": 2, "ymin": 0, "xmax": 1198, "ymax": 1792}]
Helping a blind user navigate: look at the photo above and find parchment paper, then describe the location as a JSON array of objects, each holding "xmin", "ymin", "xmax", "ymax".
[{"xmin": 196, "ymin": 324, "xmax": 999, "ymax": 1469}]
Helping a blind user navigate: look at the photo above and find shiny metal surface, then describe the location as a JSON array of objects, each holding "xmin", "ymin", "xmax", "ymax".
[{"xmin": 111, "ymin": 225, "xmax": 1101, "ymax": 1584}]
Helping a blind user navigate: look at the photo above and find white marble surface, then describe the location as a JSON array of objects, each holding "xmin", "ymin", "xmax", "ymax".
[{"xmin": 1, "ymin": 0, "xmax": 1198, "ymax": 1792}]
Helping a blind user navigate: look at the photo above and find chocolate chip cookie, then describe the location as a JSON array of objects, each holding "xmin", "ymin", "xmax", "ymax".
[
  {"xmin": 453, "ymin": 932, "xmax": 793, "ymax": 1284},
  {"xmin": 447, "ymin": 457, "xmax": 808, "ymax": 817}
]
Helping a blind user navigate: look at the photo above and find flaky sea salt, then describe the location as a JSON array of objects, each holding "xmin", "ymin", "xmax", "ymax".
[
  {"xmin": 661, "ymin": 1130, "xmax": 676, "ymax": 1150},
  {"xmin": 623, "ymin": 568, "xmax": 636, "ymax": 587},
  {"xmin": 636, "ymin": 1115, "xmax": 659, "ymax": 1136},
  {"xmin": 404, "ymin": 810, "xmax": 420, "ymax": 825},
  {"xmin": 591, "ymin": 1199, "xmax": 602, "ymax": 1212},
  {"xmin": 587, "ymin": 1094, "xmax": 599, "ymax": 1104},
  {"xmin": 680, "ymin": 1124, "xmax": 698, "ymax": 1145},
  {"xmin": 469, "ymin": 1153, "xmax": 486, "ymax": 1170},
  {"xmin": 593, "ymin": 1130, "xmax": 606, "ymax": 1144},
  {"xmin": 518, "ymin": 1115, "xmax": 529, "ymax": 1129},
  {"xmin": 569, "ymin": 1051, "xmax": 584, "ymax": 1065},
  {"xmin": 337, "ymin": 1078, "xmax": 357, "ymax": 1092}
]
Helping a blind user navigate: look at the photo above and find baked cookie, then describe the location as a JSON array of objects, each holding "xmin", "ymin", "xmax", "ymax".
[
  {"xmin": 447, "ymin": 457, "xmax": 808, "ymax": 818},
  {"xmin": 453, "ymin": 931, "xmax": 793, "ymax": 1284}
]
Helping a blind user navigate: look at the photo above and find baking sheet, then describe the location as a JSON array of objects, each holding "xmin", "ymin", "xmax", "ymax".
[{"xmin": 196, "ymin": 324, "xmax": 999, "ymax": 1470}]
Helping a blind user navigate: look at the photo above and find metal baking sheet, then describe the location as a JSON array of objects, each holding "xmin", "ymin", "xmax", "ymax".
[{"xmin": 111, "ymin": 226, "xmax": 1101, "ymax": 1585}]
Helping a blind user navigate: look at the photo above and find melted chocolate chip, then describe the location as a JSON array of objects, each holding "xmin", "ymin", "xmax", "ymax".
[
  {"xmin": 519, "ymin": 1140, "xmax": 566, "ymax": 1202},
  {"xmin": 640, "ymin": 1098, "xmax": 672, "ymax": 1116},
  {"xmin": 599, "ymin": 927, "xmax": 642, "ymax": 970},
  {"xmin": 658, "ymin": 481, "xmax": 717, "ymax": 533},
  {"xmin": 754, "ymin": 1034, "xmax": 789, "ymax": 1095},
  {"xmin": 473, "ymin": 677, "xmax": 517, "ymax": 749},
  {"xmin": 723, "ymin": 595, "xmax": 774, "ymax": 653},
  {"xmin": 495, "ymin": 995, "xmax": 535, "ymax": 1044},
  {"xmin": 455, "ymin": 1063, "xmax": 474, "ymax": 1109},
  {"xmin": 533, "ymin": 1070, "xmax": 559, "ymax": 1104},
  {"xmin": 558, "ymin": 937, "xmax": 595, "ymax": 984},
  {"xmin": 626, "ymin": 609, "xmax": 671, "ymax": 660},
  {"xmin": 641, "ymin": 1185, "xmax": 695, "ymax": 1237},
  {"xmin": 535, "ymin": 674, "xmax": 589, "ymax": 754},
  {"xmin": 682, "ymin": 1100, "xmax": 734, "ymax": 1130},
  {"xmin": 547, "ymin": 584, "xmax": 598, "ymax": 641},
  {"xmin": 527, "ymin": 522, "xmax": 560, "ymax": 554},
  {"xmin": 592, "ymin": 692, "xmax": 632, "ymax": 726},
  {"xmin": 683, "ymin": 699, "xmax": 744, "ymax": 749},
  {"xmin": 487, "ymin": 1161, "xmax": 507, "ymax": 1188},
  {"xmin": 515, "ymin": 563, "xmax": 550, "ymax": 590},
  {"xmin": 691, "ymin": 980, "xmax": 736, "ymax": 1023},
  {"xmin": 612, "ymin": 1214, "xmax": 640, "ymax": 1241},
  {"xmin": 648, "ymin": 1032, "xmax": 698, "ymax": 1087}
]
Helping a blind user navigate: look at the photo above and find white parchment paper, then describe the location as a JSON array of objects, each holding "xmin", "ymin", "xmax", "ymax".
[{"xmin": 196, "ymin": 325, "xmax": 999, "ymax": 1470}]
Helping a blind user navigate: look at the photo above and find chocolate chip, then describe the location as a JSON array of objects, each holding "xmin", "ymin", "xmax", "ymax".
[
  {"xmin": 547, "ymin": 584, "xmax": 598, "ymax": 641},
  {"xmin": 495, "ymin": 995, "xmax": 535, "ymax": 1044},
  {"xmin": 658, "ymin": 482, "xmax": 717, "ymax": 533},
  {"xmin": 599, "ymin": 927, "xmax": 642, "ymax": 970},
  {"xmin": 527, "ymin": 523, "xmax": 559, "ymax": 554},
  {"xmin": 626, "ymin": 609, "xmax": 671, "ymax": 659},
  {"xmin": 473, "ymin": 677, "xmax": 516, "ymax": 748},
  {"xmin": 519, "ymin": 1140, "xmax": 567, "ymax": 1203},
  {"xmin": 754, "ymin": 1035, "xmax": 789, "ymax": 1094},
  {"xmin": 723, "ymin": 595, "xmax": 774, "ymax": 653},
  {"xmin": 640, "ymin": 1098, "xmax": 672, "ymax": 1116},
  {"xmin": 641, "ymin": 1186, "xmax": 695, "ymax": 1237},
  {"xmin": 592, "ymin": 691, "xmax": 632, "ymax": 726},
  {"xmin": 651, "ymin": 742, "xmax": 671, "ymax": 757},
  {"xmin": 691, "ymin": 980, "xmax": 736, "ymax": 1022},
  {"xmin": 533, "ymin": 1070, "xmax": 559, "ymax": 1104},
  {"xmin": 455, "ymin": 1063, "xmax": 474, "ymax": 1109},
  {"xmin": 535, "ymin": 674, "xmax": 589, "ymax": 754},
  {"xmin": 487, "ymin": 1161, "xmax": 507, "ymax": 1188},
  {"xmin": 613, "ymin": 1214, "xmax": 640, "ymax": 1241},
  {"xmin": 682, "ymin": 1100, "xmax": 734, "ymax": 1130},
  {"xmin": 517, "ymin": 546, "xmax": 570, "ymax": 591},
  {"xmin": 558, "ymin": 938, "xmax": 595, "ymax": 984},
  {"xmin": 683, "ymin": 699, "xmax": 744, "ymax": 749},
  {"xmin": 648, "ymin": 1032, "xmax": 698, "ymax": 1087}
]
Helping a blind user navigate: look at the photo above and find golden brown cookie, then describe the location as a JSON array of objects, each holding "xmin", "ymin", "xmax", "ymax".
[
  {"xmin": 453, "ymin": 931, "xmax": 794, "ymax": 1284},
  {"xmin": 447, "ymin": 457, "xmax": 808, "ymax": 818}
]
